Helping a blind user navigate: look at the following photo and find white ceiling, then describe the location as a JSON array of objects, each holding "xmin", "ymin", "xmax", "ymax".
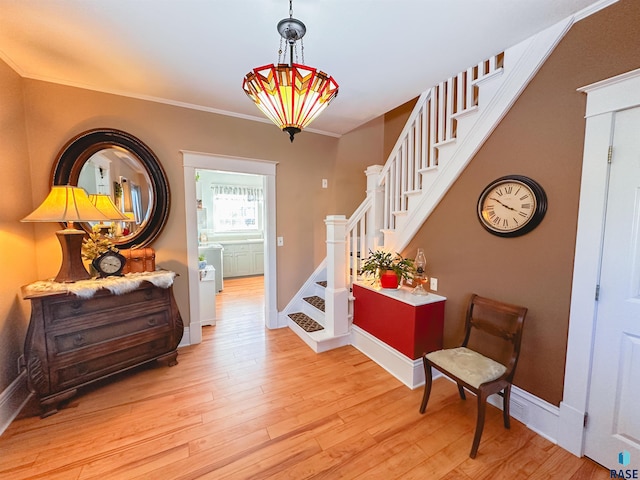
[{"xmin": 0, "ymin": 0, "xmax": 611, "ymax": 137}]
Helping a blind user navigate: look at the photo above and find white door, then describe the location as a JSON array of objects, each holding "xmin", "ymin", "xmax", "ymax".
[{"xmin": 584, "ymin": 106, "xmax": 640, "ymax": 470}]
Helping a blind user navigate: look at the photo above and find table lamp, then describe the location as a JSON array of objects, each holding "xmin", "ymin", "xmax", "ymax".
[
  {"xmin": 22, "ymin": 185, "xmax": 112, "ymax": 282},
  {"xmin": 88, "ymin": 193, "xmax": 128, "ymax": 221}
]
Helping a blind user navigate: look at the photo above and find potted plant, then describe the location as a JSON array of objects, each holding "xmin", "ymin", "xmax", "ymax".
[
  {"xmin": 360, "ymin": 250, "xmax": 415, "ymax": 288},
  {"xmin": 198, "ymin": 254, "xmax": 207, "ymax": 270}
]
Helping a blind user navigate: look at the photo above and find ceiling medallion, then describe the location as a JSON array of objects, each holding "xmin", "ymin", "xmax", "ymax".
[{"xmin": 242, "ymin": 0, "xmax": 339, "ymax": 142}]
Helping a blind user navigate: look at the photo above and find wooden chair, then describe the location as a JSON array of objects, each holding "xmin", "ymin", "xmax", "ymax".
[{"xmin": 419, "ymin": 294, "xmax": 527, "ymax": 458}]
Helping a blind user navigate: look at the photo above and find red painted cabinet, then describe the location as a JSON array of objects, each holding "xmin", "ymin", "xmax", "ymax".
[{"xmin": 353, "ymin": 282, "xmax": 445, "ymax": 359}]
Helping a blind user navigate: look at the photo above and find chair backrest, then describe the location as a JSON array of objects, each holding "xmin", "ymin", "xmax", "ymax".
[{"xmin": 461, "ymin": 294, "xmax": 527, "ymax": 381}]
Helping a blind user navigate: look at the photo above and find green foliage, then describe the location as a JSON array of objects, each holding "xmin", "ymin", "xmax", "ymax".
[{"xmin": 360, "ymin": 250, "xmax": 415, "ymax": 282}]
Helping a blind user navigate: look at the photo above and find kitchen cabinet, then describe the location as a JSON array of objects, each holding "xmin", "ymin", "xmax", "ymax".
[{"xmin": 221, "ymin": 242, "xmax": 263, "ymax": 277}]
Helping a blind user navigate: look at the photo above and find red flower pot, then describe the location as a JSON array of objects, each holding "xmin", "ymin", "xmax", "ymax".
[{"xmin": 379, "ymin": 270, "xmax": 399, "ymax": 289}]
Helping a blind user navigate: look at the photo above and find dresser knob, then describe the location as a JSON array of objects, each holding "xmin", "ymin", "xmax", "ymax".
[
  {"xmin": 73, "ymin": 334, "xmax": 86, "ymax": 346},
  {"xmin": 70, "ymin": 301, "xmax": 82, "ymax": 310},
  {"xmin": 147, "ymin": 318, "xmax": 158, "ymax": 326}
]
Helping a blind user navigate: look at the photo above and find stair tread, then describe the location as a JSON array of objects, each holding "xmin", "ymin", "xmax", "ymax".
[
  {"xmin": 303, "ymin": 295, "xmax": 325, "ymax": 312},
  {"xmin": 288, "ymin": 312, "xmax": 324, "ymax": 332},
  {"xmin": 316, "ymin": 281, "xmax": 327, "ymax": 288}
]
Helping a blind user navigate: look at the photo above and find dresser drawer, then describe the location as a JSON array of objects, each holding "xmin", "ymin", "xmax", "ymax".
[
  {"xmin": 52, "ymin": 337, "xmax": 172, "ymax": 391},
  {"xmin": 45, "ymin": 286, "xmax": 168, "ymax": 324},
  {"xmin": 49, "ymin": 309, "xmax": 170, "ymax": 355}
]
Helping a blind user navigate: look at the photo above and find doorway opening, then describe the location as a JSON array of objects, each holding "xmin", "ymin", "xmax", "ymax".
[{"xmin": 182, "ymin": 152, "xmax": 278, "ymax": 345}]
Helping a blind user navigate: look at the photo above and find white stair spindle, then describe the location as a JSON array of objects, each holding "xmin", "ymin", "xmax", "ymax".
[
  {"xmin": 421, "ymin": 102, "xmax": 428, "ymax": 170},
  {"xmin": 446, "ymin": 77, "xmax": 454, "ymax": 140},
  {"xmin": 466, "ymin": 67, "xmax": 474, "ymax": 109},
  {"xmin": 429, "ymin": 91, "xmax": 437, "ymax": 166}
]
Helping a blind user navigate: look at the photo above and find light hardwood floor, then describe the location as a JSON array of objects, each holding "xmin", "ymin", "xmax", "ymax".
[{"xmin": 1, "ymin": 276, "xmax": 607, "ymax": 479}]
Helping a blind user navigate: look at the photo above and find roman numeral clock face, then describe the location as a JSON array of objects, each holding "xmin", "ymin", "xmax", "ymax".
[{"xmin": 477, "ymin": 175, "xmax": 547, "ymax": 237}]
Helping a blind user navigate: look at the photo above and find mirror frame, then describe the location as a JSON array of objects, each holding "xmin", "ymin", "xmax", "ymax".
[{"xmin": 52, "ymin": 128, "xmax": 170, "ymax": 249}]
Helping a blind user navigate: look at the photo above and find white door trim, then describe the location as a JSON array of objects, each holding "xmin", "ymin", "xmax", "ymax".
[
  {"xmin": 559, "ymin": 67, "xmax": 640, "ymax": 456},
  {"xmin": 182, "ymin": 151, "xmax": 279, "ymax": 344}
]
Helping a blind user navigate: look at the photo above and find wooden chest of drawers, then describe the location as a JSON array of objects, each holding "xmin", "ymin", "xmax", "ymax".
[{"xmin": 22, "ymin": 279, "xmax": 183, "ymax": 417}]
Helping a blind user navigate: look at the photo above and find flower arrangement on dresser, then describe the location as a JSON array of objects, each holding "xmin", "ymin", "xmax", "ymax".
[{"xmin": 81, "ymin": 224, "xmax": 119, "ymax": 261}]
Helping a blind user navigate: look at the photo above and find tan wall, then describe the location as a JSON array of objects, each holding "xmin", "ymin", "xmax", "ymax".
[
  {"xmin": 334, "ymin": 117, "xmax": 385, "ymax": 215},
  {"xmin": 0, "ymin": 61, "xmax": 38, "ymax": 392},
  {"xmin": 404, "ymin": 0, "xmax": 640, "ymax": 406}
]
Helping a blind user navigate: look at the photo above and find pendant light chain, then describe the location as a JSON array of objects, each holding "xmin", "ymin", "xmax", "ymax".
[{"xmin": 290, "ymin": 0, "xmax": 296, "ymax": 64}]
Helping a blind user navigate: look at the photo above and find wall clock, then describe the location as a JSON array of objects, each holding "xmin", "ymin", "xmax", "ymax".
[
  {"xmin": 92, "ymin": 250, "xmax": 127, "ymax": 277},
  {"xmin": 477, "ymin": 175, "xmax": 547, "ymax": 237}
]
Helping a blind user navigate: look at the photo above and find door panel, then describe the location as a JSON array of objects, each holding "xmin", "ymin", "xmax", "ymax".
[{"xmin": 584, "ymin": 106, "xmax": 640, "ymax": 469}]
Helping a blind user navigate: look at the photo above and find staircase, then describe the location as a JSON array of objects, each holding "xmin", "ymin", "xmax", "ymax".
[{"xmin": 282, "ymin": 17, "xmax": 573, "ymax": 352}]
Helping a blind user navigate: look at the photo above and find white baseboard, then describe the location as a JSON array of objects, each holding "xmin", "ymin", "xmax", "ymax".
[
  {"xmin": 491, "ymin": 384, "xmax": 561, "ymax": 444},
  {"xmin": 0, "ymin": 371, "xmax": 31, "ymax": 437},
  {"xmin": 557, "ymin": 401, "xmax": 586, "ymax": 456},
  {"xmin": 277, "ymin": 311, "xmax": 292, "ymax": 329},
  {"xmin": 351, "ymin": 324, "xmax": 563, "ymax": 445},
  {"xmin": 351, "ymin": 325, "xmax": 425, "ymax": 389},
  {"xmin": 178, "ymin": 326, "xmax": 191, "ymax": 347}
]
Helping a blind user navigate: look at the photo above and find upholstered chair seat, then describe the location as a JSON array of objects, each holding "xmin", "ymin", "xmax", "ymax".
[{"xmin": 426, "ymin": 347, "xmax": 507, "ymax": 389}]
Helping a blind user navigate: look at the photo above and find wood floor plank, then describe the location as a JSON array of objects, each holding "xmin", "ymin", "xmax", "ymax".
[{"xmin": 0, "ymin": 275, "xmax": 608, "ymax": 479}]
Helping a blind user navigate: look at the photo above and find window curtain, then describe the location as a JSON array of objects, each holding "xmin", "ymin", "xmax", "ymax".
[
  {"xmin": 210, "ymin": 185, "xmax": 263, "ymax": 201},
  {"xmin": 211, "ymin": 185, "xmax": 263, "ymax": 232}
]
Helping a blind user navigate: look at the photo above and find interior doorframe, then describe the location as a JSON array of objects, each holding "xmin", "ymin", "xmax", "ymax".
[
  {"xmin": 559, "ymin": 68, "xmax": 640, "ymax": 456},
  {"xmin": 182, "ymin": 151, "xmax": 279, "ymax": 344}
]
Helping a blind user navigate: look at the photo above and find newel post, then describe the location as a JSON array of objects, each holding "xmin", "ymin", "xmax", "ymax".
[
  {"xmin": 325, "ymin": 215, "xmax": 349, "ymax": 336},
  {"xmin": 365, "ymin": 165, "xmax": 384, "ymax": 252}
]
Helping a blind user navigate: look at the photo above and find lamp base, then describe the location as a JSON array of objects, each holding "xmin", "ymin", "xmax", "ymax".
[{"xmin": 54, "ymin": 228, "xmax": 90, "ymax": 283}]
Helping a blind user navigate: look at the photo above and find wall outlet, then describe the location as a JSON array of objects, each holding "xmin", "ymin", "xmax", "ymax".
[
  {"xmin": 430, "ymin": 277, "xmax": 438, "ymax": 291},
  {"xmin": 322, "ymin": 178, "xmax": 328, "ymax": 188},
  {"xmin": 277, "ymin": 236, "xmax": 284, "ymax": 246}
]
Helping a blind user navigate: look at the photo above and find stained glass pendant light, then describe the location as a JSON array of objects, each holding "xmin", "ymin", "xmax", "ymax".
[{"xmin": 242, "ymin": 0, "xmax": 339, "ymax": 142}]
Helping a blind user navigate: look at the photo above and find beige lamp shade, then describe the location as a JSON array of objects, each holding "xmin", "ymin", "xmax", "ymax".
[
  {"xmin": 88, "ymin": 193, "xmax": 128, "ymax": 220},
  {"xmin": 21, "ymin": 185, "xmax": 112, "ymax": 283},
  {"xmin": 22, "ymin": 185, "xmax": 111, "ymax": 225}
]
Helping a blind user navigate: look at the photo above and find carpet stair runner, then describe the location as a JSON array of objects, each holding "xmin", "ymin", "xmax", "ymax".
[
  {"xmin": 288, "ymin": 286, "xmax": 327, "ymax": 333},
  {"xmin": 303, "ymin": 295, "xmax": 325, "ymax": 312},
  {"xmin": 287, "ymin": 312, "xmax": 324, "ymax": 333}
]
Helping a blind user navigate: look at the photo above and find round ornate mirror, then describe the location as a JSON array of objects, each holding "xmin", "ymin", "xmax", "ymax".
[{"xmin": 52, "ymin": 128, "xmax": 170, "ymax": 249}]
